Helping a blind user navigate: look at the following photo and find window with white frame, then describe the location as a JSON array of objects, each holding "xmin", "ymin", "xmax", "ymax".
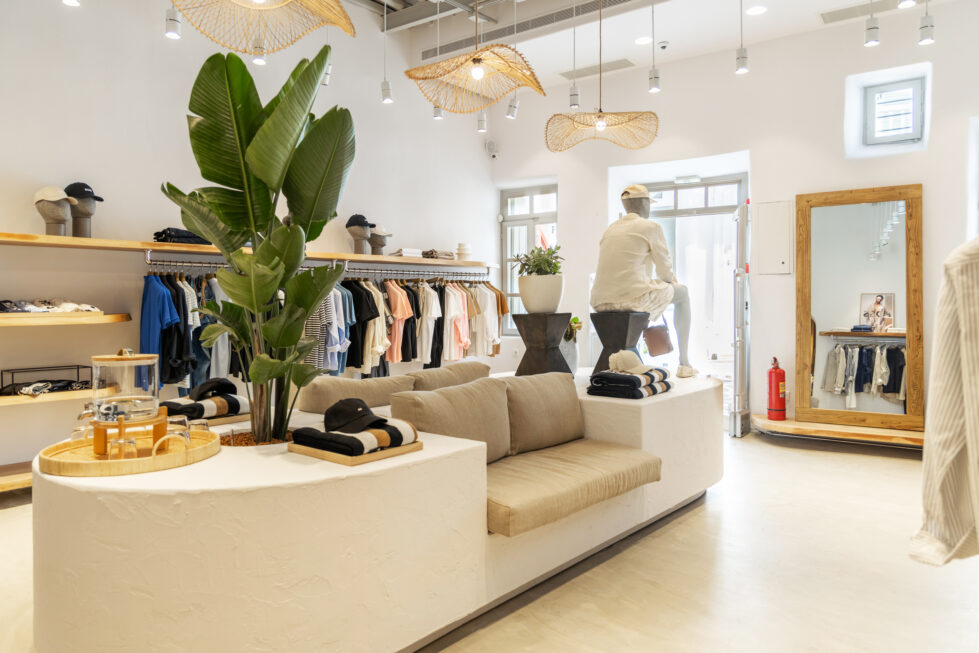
[
  {"xmin": 863, "ymin": 77, "xmax": 925, "ymax": 146},
  {"xmin": 500, "ymin": 185, "xmax": 558, "ymax": 334}
]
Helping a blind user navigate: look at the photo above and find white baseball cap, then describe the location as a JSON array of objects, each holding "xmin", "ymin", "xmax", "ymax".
[
  {"xmin": 34, "ymin": 186, "xmax": 77, "ymax": 205},
  {"xmin": 609, "ymin": 350, "xmax": 653, "ymax": 374},
  {"xmin": 372, "ymin": 226, "xmax": 392, "ymax": 237},
  {"xmin": 621, "ymin": 184, "xmax": 649, "ymax": 200}
]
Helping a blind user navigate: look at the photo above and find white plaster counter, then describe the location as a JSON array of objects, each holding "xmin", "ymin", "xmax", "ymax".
[{"xmin": 32, "ymin": 433, "xmax": 487, "ymax": 653}]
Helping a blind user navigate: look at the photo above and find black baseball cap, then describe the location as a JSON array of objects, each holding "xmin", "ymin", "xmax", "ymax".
[
  {"xmin": 324, "ymin": 398, "xmax": 387, "ymax": 433},
  {"xmin": 345, "ymin": 214, "xmax": 375, "ymax": 229},
  {"xmin": 64, "ymin": 182, "xmax": 104, "ymax": 202}
]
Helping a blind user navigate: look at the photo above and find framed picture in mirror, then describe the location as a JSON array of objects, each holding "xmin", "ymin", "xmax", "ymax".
[{"xmin": 859, "ymin": 292, "xmax": 896, "ymax": 331}]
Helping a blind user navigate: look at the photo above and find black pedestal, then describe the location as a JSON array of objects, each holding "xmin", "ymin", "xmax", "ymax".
[
  {"xmin": 590, "ymin": 311, "xmax": 650, "ymax": 374},
  {"xmin": 513, "ymin": 313, "xmax": 572, "ymax": 376}
]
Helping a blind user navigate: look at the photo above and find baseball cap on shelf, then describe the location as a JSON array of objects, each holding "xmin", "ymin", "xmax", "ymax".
[
  {"xmin": 33, "ymin": 186, "xmax": 77, "ymax": 205},
  {"xmin": 345, "ymin": 214, "xmax": 376, "ymax": 229},
  {"xmin": 620, "ymin": 184, "xmax": 650, "ymax": 200},
  {"xmin": 372, "ymin": 225, "xmax": 392, "ymax": 237},
  {"xmin": 323, "ymin": 398, "xmax": 388, "ymax": 434},
  {"xmin": 64, "ymin": 182, "xmax": 104, "ymax": 202}
]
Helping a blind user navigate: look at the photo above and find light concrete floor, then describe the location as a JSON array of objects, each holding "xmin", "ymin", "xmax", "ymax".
[{"xmin": 2, "ymin": 434, "xmax": 977, "ymax": 653}]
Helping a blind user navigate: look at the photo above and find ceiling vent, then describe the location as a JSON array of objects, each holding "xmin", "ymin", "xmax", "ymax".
[
  {"xmin": 821, "ymin": 0, "xmax": 900, "ymax": 24},
  {"xmin": 559, "ymin": 58, "xmax": 634, "ymax": 80}
]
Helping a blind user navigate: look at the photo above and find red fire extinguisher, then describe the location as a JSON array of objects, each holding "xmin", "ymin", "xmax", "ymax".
[{"xmin": 768, "ymin": 357, "xmax": 786, "ymax": 421}]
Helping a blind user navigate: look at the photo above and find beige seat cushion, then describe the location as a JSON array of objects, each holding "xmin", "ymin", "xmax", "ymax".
[
  {"xmin": 406, "ymin": 361, "xmax": 491, "ymax": 392},
  {"xmin": 390, "ymin": 377, "xmax": 510, "ymax": 463},
  {"xmin": 505, "ymin": 372, "xmax": 584, "ymax": 455},
  {"xmin": 486, "ymin": 439, "xmax": 662, "ymax": 537},
  {"xmin": 295, "ymin": 375, "xmax": 414, "ymax": 413}
]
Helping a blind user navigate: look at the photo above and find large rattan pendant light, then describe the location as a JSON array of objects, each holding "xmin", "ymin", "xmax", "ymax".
[
  {"xmin": 172, "ymin": 0, "xmax": 356, "ymax": 58},
  {"xmin": 545, "ymin": 0, "xmax": 658, "ymax": 152},
  {"xmin": 404, "ymin": 0, "xmax": 545, "ymax": 114}
]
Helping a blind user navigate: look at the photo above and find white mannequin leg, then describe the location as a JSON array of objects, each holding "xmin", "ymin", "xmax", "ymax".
[{"xmin": 671, "ymin": 283, "xmax": 696, "ymax": 373}]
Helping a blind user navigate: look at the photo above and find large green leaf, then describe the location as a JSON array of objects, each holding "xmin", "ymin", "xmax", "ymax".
[
  {"xmin": 264, "ymin": 58, "xmax": 309, "ymax": 117},
  {"xmin": 246, "ymin": 46, "xmax": 331, "ymax": 192},
  {"xmin": 249, "ymin": 354, "xmax": 291, "ymax": 384},
  {"xmin": 255, "ymin": 223, "xmax": 306, "ymax": 283},
  {"xmin": 197, "ymin": 300, "xmax": 251, "ymax": 345},
  {"xmin": 283, "ymin": 107, "xmax": 355, "ymax": 237},
  {"xmin": 294, "ymin": 336, "xmax": 317, "ymax": 360},
  {"xmin": 284, "ymin": 264, "xmax": 344, "ymax": 315},
  {"xmin": 161, "ymin": 183, "xmax": 249, "ymax": 259},
  {"xmin": 217, "ymin": 252, "xmax": 284, "ymax": 314},
  {"xmin": 262, "ymin": 304, "xmax": 307, "ymax": 348},
  {"xmin": 186, "ymin": 53, "xmax": 271, "ymax": 233},
  {"xmin": 290, "ymin": 362, "xmax": 323, "ymax": 389}
]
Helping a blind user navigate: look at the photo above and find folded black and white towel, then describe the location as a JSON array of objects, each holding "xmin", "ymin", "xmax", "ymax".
[
  {"xmin": 161, "ymin": 394, "xmax": 250, "ymax": 420},
  {"xmin": 590, "ymin": 367, "xmax": 670, "ymax": 389},
  {"xmin": 292, "ymin": 418, "xmax": 419, "ymax": 457},
  {"xmin": 586, "ymin": 380, "xmax": 673, "ymax": 400}
]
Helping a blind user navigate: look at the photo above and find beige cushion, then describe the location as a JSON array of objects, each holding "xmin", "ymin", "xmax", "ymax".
[
  {"xmin": 390, "ymin": 378, "xmax": 510, "ymax": 463},
  {"xmin": 505, "ymin": 372, "xmax": 584, "ymax": 455},
  {"xmin": 486, "ymin": 439, "xmax": 662, "ymax": 537},
  {"xmin": 295, "ymin": 375, "xmax": 414, "ymax": 413},
  {"xmin": 406, "ymin": 361, "xmax": 491, "ymax": 392}
]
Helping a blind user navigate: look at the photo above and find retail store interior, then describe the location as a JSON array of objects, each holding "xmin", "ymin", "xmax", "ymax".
[{"xmin": 1, "ymin": 0, "xmax": 978, "ymax": 651}]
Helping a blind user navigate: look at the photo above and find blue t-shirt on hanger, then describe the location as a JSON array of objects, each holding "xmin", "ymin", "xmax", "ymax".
[{"xmin": 139, "ymin": 275, "xmax": 179, "ymax": 387}]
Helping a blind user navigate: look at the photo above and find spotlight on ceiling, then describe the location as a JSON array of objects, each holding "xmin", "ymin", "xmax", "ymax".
[
  {"xmin": 165, "ymin": 5, "xmax": 182, "ymax": 40},
  {"xmin": 864, "ymin": 16, "xmax": 880, "ymax": 47},
  {"xmin": 62, "ymin": 0, "xmax": 80, "ymax": 6}
]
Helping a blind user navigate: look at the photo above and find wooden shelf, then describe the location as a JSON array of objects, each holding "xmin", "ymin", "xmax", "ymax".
[
  {"xmin": 751, "ymin": 414, "xmax": 923, "ymax": 447},
  {"xmin": 0, "ymin": 313, "xmax": 130, "ymax": 327},
  {"xmin": 0, "ymin": 389, "xmax": 91, "ymax": 408},
  {"xmin": 0, "ymin": 461, "xmax": 32, "ymax": 493},
  {"xmin": 819, "ymin": 330, "xmax": 906, "ymax": 338},
  {"xmin": 0, "ymin": 232, "xmax": 487, "ymax": 268}
]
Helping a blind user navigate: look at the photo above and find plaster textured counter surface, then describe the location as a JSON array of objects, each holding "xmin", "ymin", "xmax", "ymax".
[{"xmin": 32, "ymin": 434, "xmax": 487, "ymax": 653}]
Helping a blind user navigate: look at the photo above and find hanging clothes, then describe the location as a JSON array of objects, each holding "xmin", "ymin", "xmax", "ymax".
[
  {"xmin": 425, "ymin": 283, "xmax": 447, "ymax": 369},
  {"xmin": 384, "ymin": 280, "xmax": 413, "ymax": 364},
  {"xmin": 139, "ymin": 275, "xmax": 179, "ymax": 388}
]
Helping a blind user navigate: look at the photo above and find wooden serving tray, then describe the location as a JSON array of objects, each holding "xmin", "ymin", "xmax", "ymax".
[
  {"xmin": 207, "ymin": 414, "xmax": 251, "ymax": 426},
  {"xmin": 288, "ymin": 441, "xmax": 423, "ymax": 466},
  {"xmin": 38, "ymin": 428, "xmax": 220, "ymax": 477}
]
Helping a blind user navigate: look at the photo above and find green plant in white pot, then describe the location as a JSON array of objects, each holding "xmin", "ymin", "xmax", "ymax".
[
  {"xmin": 161, "ymin": 45, "xmax": 354, "ymax": 443},
  {"xmin": 514, "ymin": 245, "xmax": 564, "ymax": 313}
]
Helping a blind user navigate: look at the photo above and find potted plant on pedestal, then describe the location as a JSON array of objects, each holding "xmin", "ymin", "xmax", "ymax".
[
  {"xmin": 514, "ymin": 245, "xmax": 564, "ymax": 313},
  {"xmin": 162, "ymin": 45, "xmax": 355, "ymax": 443}
]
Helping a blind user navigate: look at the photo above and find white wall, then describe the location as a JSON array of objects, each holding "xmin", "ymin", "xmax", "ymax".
[
  {"xmin": 810, "ymin": 202, "xmax": 906, "ymax": 415},
  {"xmin": 0, "ymin": 0, "xmax": 501, "ymax": 465},
  {"xmin": 486, "ymin": 0, "xmax": 979, "ymax": 418}
]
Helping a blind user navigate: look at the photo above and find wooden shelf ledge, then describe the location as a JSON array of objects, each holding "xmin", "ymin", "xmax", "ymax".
[
  {"xmin": 0, "ymin": 313, "xmax": 131, "ymax": 327},
  {"xmin": 0, "ymin": 232, "xmax": 488, "ymax": 268},
  {"xmin": 818, "ymin": 330, "xmax": 907, "ymax": 338},
  {"xmin": 751, "ymin": 414, "xmax": 923, "ymax": 447},
  {"xmin": 0, "ymin": 388, "xmax": 92, "ymax": 408},
  {"xmin": 0, "ymin": 461, "xmax": 32, "ymax": 493}
]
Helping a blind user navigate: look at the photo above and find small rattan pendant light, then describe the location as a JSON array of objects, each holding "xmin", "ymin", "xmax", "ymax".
[
  {"xmin": 545, "ymin": 0, "xmax": 658, "ymax": 152},
  {"xmin": 172, "ymin": 0, "xmax": 355, "ymax": 58},
  {"xmin": 404, "ymin": 0, "xmax": 544, "ymax": 114}
]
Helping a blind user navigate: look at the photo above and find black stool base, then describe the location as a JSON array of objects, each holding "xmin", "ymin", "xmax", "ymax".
[{"xmin": 590, "ymin": 311, "xmax": 650, "ymax": 374}]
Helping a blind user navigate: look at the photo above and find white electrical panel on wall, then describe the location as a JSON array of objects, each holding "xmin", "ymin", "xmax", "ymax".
[{"xmin": 751, "ymin": 201, "xmax": 794, "ymax": 275}]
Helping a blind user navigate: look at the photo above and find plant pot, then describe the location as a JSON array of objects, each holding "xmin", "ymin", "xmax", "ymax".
[
  {"xmin": 518, "ymin": 274, "xmax": 564, "ymax": 313},
  {"xmin": 559, "ymin": 337, "xmax": 578, "ymax": 373}
]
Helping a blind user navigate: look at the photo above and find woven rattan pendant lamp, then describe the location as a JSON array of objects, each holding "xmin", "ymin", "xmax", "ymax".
[
  {"xmin": 545, "ymin": 0, "xmax": 658, "ymax": 152},
  {"xmin": 404, "ymin": 0, "xmax": 544, "ymax": 114},
  {"xmin": 172, "ymin": 0, "xmax": 355, "ymax": 58}
]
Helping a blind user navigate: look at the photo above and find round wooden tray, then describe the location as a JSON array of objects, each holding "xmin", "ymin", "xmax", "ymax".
[{"xmin": 38, "ymin": 429, "xmax": 220, "ymax": 477}]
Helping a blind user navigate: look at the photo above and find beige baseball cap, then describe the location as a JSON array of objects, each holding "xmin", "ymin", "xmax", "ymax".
[
  {"xmin": 621, "ymin": 184, "xmax": 649, "ymax": 200},
  {"xmin": 609, "ymin": 350, "xmax": 653, "ymax": 374},
  {"xmin": 34, "ymin": 186, "xmax": 77, "ymax": 205}
]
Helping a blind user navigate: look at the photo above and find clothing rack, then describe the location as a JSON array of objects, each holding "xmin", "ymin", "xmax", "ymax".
[{"xmin": 144, "ymin": 252, "xmax": 490, "ymax": 281}]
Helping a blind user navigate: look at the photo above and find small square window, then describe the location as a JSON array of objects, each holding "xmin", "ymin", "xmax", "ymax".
[
  {"xmin": 533, "ymin": 193, "xmax": 557, "ymax": 214},
  {"xmin": 863, "ymin": 77, "xmax": 924, "ymax": 146},
  {"xmin": 507, "ymin": 196, "xmax": 530, "ymax": 216}
]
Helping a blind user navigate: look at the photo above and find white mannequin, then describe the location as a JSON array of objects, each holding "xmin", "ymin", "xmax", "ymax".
[{"xmin": 590, "ymin": 185, "xmax": 697, "ymax": 377}]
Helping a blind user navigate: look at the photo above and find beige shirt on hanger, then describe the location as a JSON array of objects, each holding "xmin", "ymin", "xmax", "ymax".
[
  {"xmin": 911, "ymin": 237, "xmax": 979, "ymax": 565},
  {"xmin": 590, "ymin": 213, "xmax": 676, "ymax": 319}
]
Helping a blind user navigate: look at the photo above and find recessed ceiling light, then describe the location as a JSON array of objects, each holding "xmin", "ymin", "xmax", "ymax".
[
  {"xmin": 745, "ymin": 5, "xmax": 767, "ymax": 15},
  {"xmin": 635, "ymin": 36, "xmax": 653, "ymax": 45},
  {"xmin": 898, "ymin": 0, "xmax": 916, "ymax": 8}
]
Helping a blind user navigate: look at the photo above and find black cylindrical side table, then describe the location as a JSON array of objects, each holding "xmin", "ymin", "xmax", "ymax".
[{"xmin": 513, "ymin": 312, "xmax": 572, "ymax": 376}]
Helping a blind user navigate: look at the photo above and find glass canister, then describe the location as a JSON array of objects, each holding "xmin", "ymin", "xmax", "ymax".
[{"xmin": 90, "ymin": 350, "xmax": 159, "ymax": 422}]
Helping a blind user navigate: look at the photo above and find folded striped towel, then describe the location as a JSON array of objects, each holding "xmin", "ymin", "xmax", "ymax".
[
  {"xmin": 161, "ymin": 394, "xmax": 250, "ymax": 420},
  {"xmin": 586, "ymin": 380, "xmax": 672, "ymax": 400},
  {"xmin": 292, "ymin": 418, "xmax": 419, "ymax": 457},
  {"xmin": 590, "ymin": 368, "xmax": 670, "ymax": 389}
]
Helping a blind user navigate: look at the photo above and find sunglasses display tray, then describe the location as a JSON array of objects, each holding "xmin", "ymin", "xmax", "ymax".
[
  {"xmin": 38, "ymin": 428, "xmax": 220, "ymax": 477},
  {"xmin": 288, "ymin": 440, "xmax": 423, "ymax": 466}
]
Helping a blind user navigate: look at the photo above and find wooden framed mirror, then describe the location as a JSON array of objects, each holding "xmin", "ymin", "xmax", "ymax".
[{"xmin": 795, "ymin": 185, "xmax": 923, "ymax": 439}]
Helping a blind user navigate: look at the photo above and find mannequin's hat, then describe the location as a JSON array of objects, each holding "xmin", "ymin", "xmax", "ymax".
[
  {"xmin": 621, "ymin": 184, "xmax": 649, "ymax": 200},
  {"xmin": 34, "ymin": 186, "xmax": 77, "ymax": 205}
]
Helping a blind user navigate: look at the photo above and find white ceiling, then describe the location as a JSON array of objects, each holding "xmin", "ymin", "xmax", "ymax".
[{"xmin": 418, "ymin": 0, "xmax": 944, "ymax": 89}]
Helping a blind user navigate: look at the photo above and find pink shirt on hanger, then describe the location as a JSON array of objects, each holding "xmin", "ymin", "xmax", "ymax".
[{"xmin": 384, "ymin": 280, "xmax": 413, "ymax": 363}]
